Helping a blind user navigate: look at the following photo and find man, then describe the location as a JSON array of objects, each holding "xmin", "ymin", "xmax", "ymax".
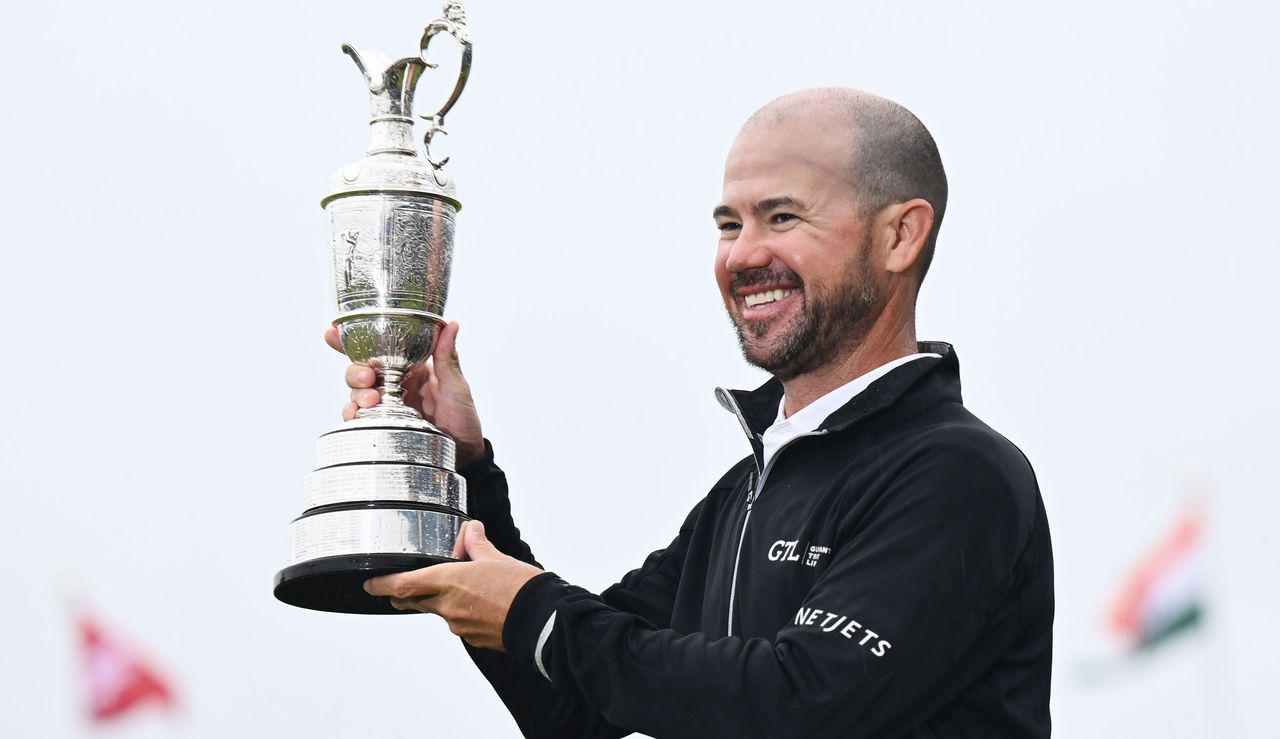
[{"xmin": 331, "ymin": 88, "xmax": 1054, "ymax": 737}]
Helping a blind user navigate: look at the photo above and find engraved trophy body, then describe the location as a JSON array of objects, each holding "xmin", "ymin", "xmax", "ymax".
[{"xmin": 274, "ymin": 3, "xmax": 474, "ymax": 614}]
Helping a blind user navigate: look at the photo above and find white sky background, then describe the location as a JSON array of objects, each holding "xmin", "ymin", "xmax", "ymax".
[{"xmin": 1, "ymin": 0, "xmax": 1276, "ymax": 736}]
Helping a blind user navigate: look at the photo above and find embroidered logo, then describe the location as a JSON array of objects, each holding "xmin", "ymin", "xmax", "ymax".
[
  {"xmin": 768, "ymin": 540, "xmax": 802, "ymax": 562},
  {"xmin": 793, "ymin": 606, "xmax": 892, "ymax": 657},
  {"xmin": 768, "ymin": 540, "xmax": 831, "ymax": 567},
  {"xmin": 803, "ymin": 545, "xmax": 830, "ymax": 567}
]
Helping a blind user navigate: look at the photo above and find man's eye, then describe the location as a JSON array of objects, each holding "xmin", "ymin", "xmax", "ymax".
[
  {"xmin": 771, "ymin": 213, "xmax": 797, "ymax": 224},
  {"xmin": 717, "ymin": 222, "xmax": 741, "ymax": 233}
]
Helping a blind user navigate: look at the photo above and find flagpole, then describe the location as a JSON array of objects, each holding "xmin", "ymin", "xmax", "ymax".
[
  {"xmin": 1165, "ymin": 479, "xmax": 1235, "ymax": 738},
  {"xmin": 55, "ymin": 571, "xmax": 90, "ymax": 739},
  {"xmin": 1196, "ymin": 523, "xmax": 1237, "ymax": 737},
  {"xmin": 1197, "ymin": 626, "xmax": 1236, "ymax": 738}
]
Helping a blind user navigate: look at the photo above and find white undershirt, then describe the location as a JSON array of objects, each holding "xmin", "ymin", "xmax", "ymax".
[{"xmin": 760, "ymin": 353, "xmax": 942, "ymax": 468}]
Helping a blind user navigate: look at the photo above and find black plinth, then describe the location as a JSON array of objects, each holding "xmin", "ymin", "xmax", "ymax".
[{"xmin": 273, "ymin": 553, "xmax": 452, "ymax": 615}]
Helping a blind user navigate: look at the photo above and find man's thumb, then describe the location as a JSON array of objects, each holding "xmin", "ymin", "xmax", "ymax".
[
  {"xmin": 433, "ymin": 321, "xmax": 464, "ymax": 379},
  {"xmin": 461, "ymin": 520, "xmax": 499, "ymax": 561}
]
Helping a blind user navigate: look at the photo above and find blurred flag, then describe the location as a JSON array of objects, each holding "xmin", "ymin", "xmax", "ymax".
[
  {"xmin": 1107, "ymin": 507, "xmax": 1206, "ymax": 652},
  {"xmin": 78, "ymin": 613, "xmax": 177, "ymax": 722}
]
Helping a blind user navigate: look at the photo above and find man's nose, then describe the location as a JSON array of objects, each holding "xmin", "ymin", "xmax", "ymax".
[{"xmin": 723, "ymin": 225, "xmax": 774, "ymax": 273}]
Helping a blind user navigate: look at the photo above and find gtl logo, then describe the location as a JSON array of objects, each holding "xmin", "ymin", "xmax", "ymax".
[{"xmin": 768, "ymin": 540, "xmax": 801, "ymax": 562}]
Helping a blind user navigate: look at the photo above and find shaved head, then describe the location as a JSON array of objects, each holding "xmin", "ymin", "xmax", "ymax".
[{"xmin": 743, "ymin": 88, "xmax": 948, "ymax": 282}]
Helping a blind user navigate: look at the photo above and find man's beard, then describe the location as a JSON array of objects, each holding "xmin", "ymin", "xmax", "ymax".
[{"xmin": 729, "ymin": 247, "xmax": 880, "ymax": 382}]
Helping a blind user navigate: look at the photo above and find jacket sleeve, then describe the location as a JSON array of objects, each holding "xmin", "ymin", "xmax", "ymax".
[
  {"xmin": 458, "ymin": 440, "xmax": 706, "ymax": 738},
  {"xmin": 459, "ymin": 439, "xmax": 540, "ymax": 567},
  {"xmin": 500, "ymin": 437, "xmax": 1049, "ymax": 738}
]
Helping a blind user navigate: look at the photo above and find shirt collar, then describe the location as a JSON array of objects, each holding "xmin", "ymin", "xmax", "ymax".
[
  {"xmin": 769, "ymin": 352, "xmax": 943, "ymax": 435},
  {"xmin": 715, "ymin": 342, "xmax": 960, "ymax": 446}
]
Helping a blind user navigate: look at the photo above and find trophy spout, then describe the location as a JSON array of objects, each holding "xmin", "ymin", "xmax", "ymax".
[{"xmin": 342, "ymin": 45, "xmax": 426, "ymax": 156}]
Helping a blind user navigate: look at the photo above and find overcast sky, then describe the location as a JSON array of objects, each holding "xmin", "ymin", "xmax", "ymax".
[{"xmin": 1, "ymin": 1, "xmax": 1277, "ymax": 736}]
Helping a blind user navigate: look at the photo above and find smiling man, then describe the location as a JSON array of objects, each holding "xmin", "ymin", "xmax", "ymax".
[{"xmin": 340, "ymin": 88, "xmax": 1054, "ymax": 738}]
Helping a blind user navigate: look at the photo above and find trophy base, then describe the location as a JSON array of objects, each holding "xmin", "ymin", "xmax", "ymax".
[
  {"xmin": 276, "ymin": 416, "xmax": 468, "ymax": 615},
  {"xmin": 273, "ymin": 553, "xmax": 453, "ymax": 615}
]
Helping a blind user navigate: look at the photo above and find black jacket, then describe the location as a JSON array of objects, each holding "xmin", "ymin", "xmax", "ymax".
[{"xmin": 461, "ymin": 343, "xmax": 1053, "ymax": 738}]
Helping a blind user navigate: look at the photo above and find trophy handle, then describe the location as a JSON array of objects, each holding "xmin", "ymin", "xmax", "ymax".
[{"xmin": 418, "ymin": 1, "xmax": 472, "ymax": 167}]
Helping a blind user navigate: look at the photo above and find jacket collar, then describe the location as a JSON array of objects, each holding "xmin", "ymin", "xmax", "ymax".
[{"xmin": 715, "ymin": 341, "xmax": 961, "ymax": 442}]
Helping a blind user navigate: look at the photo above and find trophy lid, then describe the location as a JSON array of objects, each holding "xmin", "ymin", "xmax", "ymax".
[{"xmin": 322, "ymin": 2, "xmax": 473, "ymax": 210}]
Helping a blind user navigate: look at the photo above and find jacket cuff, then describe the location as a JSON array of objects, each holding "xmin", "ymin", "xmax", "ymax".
[
  {"xmin": 504, "ymin": 571, "xmax": 575, "ymax": 679},
  {"xmin": 458, "ymin": 438, "xmax": 499, "ymax": 481}
]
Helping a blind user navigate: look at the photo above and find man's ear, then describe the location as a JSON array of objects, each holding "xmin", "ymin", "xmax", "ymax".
[{"xmin": 883, "ymin": 198, "xmax": 934, "ymax": 275}]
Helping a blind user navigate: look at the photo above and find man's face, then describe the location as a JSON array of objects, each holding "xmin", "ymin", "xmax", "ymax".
[{"xmin": 714, "ymin": 113, "xmax": 883, "ymax": 381}]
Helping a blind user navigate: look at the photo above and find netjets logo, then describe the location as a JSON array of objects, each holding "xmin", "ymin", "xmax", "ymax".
[
  {"xmin": 768, "ymin": 540, "xmax": 830, "ymax": 567},
  {"xmin": 793, "ymin": 606, "xmax": 893, "ymax": 657}
]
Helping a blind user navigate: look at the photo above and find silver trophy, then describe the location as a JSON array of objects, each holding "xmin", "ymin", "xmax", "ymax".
[{"xmin": 274, "ymin": 2, "xmax": 474, "ymax": 614}]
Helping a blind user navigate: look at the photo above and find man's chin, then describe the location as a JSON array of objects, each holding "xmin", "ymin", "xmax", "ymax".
[
  {"xmin": 735, "ymin": 320, "xmax": 826, "ymax": 379},
  {"xmin": 732, "ymin": 315, "xmax": 809, "ymax": 372},
  {"xmin": 738, "ymin": 336, "xmax": 793, "ymax": 374}
]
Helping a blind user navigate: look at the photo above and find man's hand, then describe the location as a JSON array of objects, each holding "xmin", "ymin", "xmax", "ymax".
[
  {"xmin": 327, "ymin": 320, "xmax": 485, "ymax": 467},
  {"xmin": 364, "ymin": 521, "xmax": 544, "ymax": 651}
]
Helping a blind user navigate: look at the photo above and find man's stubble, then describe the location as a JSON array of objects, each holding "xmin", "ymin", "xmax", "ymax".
[{"xmin": 730, "ymin": 236, "xmax": 880, "ymax": 383}]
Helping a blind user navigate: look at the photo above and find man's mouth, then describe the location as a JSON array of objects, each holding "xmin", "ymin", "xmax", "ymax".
[{"xmin": 742, "ymin": 288, "xmax": 800, "ymax": 308}]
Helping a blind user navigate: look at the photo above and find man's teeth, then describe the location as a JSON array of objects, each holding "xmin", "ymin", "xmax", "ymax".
[{"xmin": 743, "ymin": 288, "xmax": 797, "ymax": 308}]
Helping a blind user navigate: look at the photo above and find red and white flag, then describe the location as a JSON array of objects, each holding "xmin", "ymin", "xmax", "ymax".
[{"xmin": 77, "ymin": 613, "xmax": 177, "ymax": 722}]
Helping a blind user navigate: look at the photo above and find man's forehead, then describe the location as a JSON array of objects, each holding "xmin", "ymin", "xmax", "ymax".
[
  {"xmin": 722, "ymin": 138, "xmax": 852, "ymax": 197},
  {"xmin": 724, "ymin": 115, "xmax": 855, "ymax": 179}
]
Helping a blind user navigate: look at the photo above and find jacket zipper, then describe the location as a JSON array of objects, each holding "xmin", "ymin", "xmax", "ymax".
[{"xmin": 724, "ymin": 429, "xmax": 828, "ymax": 637}]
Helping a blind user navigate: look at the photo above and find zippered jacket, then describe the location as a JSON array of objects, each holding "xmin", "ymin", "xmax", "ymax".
[{"xmin": 460, "ymin": 343, "xmax": 1053, "ymax": 738}]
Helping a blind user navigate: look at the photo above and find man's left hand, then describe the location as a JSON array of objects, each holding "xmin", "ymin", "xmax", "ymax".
[{"xmin": 364, "ymin": 520, "xmax": 543, "ymax": 651}]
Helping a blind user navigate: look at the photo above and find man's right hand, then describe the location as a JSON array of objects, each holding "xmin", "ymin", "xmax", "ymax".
[{"xmin": 326, "ymin": 320, "xmax": 486, "ymax": 468}]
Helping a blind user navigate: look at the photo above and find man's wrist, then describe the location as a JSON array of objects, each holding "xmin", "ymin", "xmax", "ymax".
[
  {"xmin": 457, "ymin": 437, "xmax": 497, "ymax": 479},
  {"xmin": 503, "ymin": 571, "xmax": 577, "ymax": 679},
  {"xmin": 455, "ymin": 438, "xmax": 486, "ymax": 469}
]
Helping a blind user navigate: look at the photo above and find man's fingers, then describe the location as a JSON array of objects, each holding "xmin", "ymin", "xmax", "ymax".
[
  {"xmin": 389, "ymin": 596, "xmax": 440, "ymax": 613},
  {"xmin": 364, "ymin": 563, "xmax": 456, "ymax": 599},
  {"xmin": 349, "ymin": 388, "xmax": 381, "ymax": 408},
  {"xmin": 342, "ymin": 402, "xmax": 359, "ymax": 421},
  {"xmin": 365, "ymin": 569, "xmax": 433, "ymax": 599},
  {"xmin": 345, "ymin": 364, "xmax": 376, "ymax": 389},
  {"xmin": 324, "ymin": 325, "xmax": 344, "ymax": 354}
]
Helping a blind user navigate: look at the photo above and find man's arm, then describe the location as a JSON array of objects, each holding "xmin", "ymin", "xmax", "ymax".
[
  {"xmin": 466, "ymin": 481, "xmax": 710, "ymax": 738},
  {"xmin": 495, "ymin": 437, "xmax": 1051, "ymax": 738},
  {"xmin": 450, "ymin": 492, "xmax": 708, "ymax": 739},
  {"xmin": 456, "ymin": 440, "xmax": 626, "ymax": 738},
  {"xmin": 457, "ymin": 439, "xmax": 540, "ymax": 566}
]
